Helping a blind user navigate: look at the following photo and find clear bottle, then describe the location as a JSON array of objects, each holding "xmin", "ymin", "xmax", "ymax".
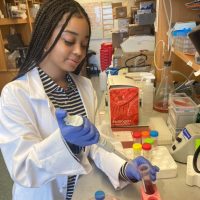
[
  {"xmin": 144, "ymin": 138, "xmax": 154, "ymax": 158},
  {"xmin": 133, "ymin": 143, "xmax": 142, "ymax": 158},
  {"xmin": 141, "ymin": 131, "xmax": 150, "ymax": 144},
  {"xmin": 142, "ymin": 143, "xmax": 152, "ymax": 161},
  {"xmin": 150, "ymin": 131, "xmax": 159, "ymax": 148},
  {"xmin": 133, "ymin": 132, "xmax": 142, "ymax": 144},
  {"xmin": 153, "ymin": 61, "xmax": 175, "ymax": 113}
]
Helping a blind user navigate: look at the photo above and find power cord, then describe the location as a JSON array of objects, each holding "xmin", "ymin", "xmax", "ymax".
[{"xmin": 193, "ymin": 145, "xmax": 200, "ymax": 173}]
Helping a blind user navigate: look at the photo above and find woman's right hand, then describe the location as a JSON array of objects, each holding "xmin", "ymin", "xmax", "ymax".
[{"xmin": 55, "ymin": 109, "xmax": 99, "ymax": 147}]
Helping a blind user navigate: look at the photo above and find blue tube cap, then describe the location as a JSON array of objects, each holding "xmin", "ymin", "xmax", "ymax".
[
  {"xmin": 150, "ymin": 131, "xmax": 158, "ymax": 137},
  {"xmin": 95, "ymin": 190, "xmax": 105, "ymax": 200}
]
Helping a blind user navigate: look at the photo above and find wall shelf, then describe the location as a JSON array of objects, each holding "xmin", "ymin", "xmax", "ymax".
[
  {"xmin": 0, "ymin": 18, "xmax": 28, "ymax": 25},
  {"xmin": 173, "ymin": 49, "xmax": 200, "ymax": 72}
]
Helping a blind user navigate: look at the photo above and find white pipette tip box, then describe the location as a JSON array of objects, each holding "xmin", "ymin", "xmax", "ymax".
[
  {"xmin": 186, "ymin": 156, "xmax": 200, "ymax": 187},
  {"xmin": 124, "ymin": 146, "xmax": 177, "ymax": 179}
]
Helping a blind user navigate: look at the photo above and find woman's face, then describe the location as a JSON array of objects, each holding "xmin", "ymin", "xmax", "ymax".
[{"xmin": 44, "ymin": 15, "xmax": 89, "ymax": 73}]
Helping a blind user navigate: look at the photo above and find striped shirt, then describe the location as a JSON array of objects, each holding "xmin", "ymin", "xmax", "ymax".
[{"xmin": 37, "ymin": 67, "xmax": 136, "ymax": 200}]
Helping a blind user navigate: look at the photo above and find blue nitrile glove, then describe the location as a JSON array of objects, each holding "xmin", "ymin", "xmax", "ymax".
[
  {"xmin": 125, "ymin": 156, "xmax": 159, "ymax": 182},
  {"xmin": 55, "ymin": 109, "xmax": 100, "ymax": 147}
]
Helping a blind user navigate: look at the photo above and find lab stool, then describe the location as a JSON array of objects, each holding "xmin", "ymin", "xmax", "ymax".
[{"xmin": 86, "ymin": 50, "xmax": 99, "ymax": 79}]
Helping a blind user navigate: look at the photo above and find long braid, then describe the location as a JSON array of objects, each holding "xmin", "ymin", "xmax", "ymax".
[{"xmin": 13, "ymin": 0, "xmax": 91, "ymax": 81}]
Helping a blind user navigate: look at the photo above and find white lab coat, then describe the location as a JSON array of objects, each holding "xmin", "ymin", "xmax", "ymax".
[{"xmin": 0, "ymin": 68, "xmax": 128, "ymax": 200}]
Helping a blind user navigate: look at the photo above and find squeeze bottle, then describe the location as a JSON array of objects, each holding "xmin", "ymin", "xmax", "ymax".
[{"xmin": 140, "ymin": 73, "xmax": 155, "ymax": 113}]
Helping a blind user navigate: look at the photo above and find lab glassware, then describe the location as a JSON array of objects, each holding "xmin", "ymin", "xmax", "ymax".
[
  {"xmin": 139, "ymin": 164, "xmax": 155, "ymax": 195},
  {"xmin": 153, "ymin": 61, "xmax": 175, "ymax": 113},
  {"xmin": 142, "ymin": 143, "xmax": 152, "ymax": 161}
]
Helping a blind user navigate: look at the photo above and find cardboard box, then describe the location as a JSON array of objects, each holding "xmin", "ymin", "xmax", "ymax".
[
  {"xmin": 107, "ymin": 76, "xmax": 139, "ymax": 127},
  {"xmin": 113, "ymin": 6, "xmax": 127, "ymax": 19},
  {"xmin": 112, "ymin": 2, "xmax": 122, "ymax": 9},
  {"xmin": 128, "ymin": 25, "xmax": 151, "ymax": 36},
  {"xmin": 136, "ymin": 13, "xmax": 156, "ymax": 25},
  {"xmin": 140, "ymin": 1, "xmax": 153, "ymax": 10},
  {"xmin": 114, "ymin": 18, "xmax": 129, "ymax": 32},
  {"xmin": 112, "ymin": 32, "xmax": 128, "ymax": 48}
]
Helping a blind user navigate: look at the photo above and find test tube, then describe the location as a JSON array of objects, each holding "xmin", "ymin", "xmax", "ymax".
[
  {"xmin": 141, "ymin": 131, "xmax": 150, "ymax": 144},
  {"xmin": 133, "ymin": 132, "xmax": 142, "ymax": 144},
  {"xmin": 142, "ymin": 143, "xmax": 152, "ymax": 161},
  {"xmin": 144, "ymin": 138, "xmax": 154, "ymax": 159},
  {"xmin": 150, "ymin": 131, "xmax": 159, "ymax": 148},
  {"xmin": 133, "ymin": 143, "xmax": 142, "ymax": 158},
  {"xmin": 139, "ymin": 164, "xmax": 155, "ymax": 195}
]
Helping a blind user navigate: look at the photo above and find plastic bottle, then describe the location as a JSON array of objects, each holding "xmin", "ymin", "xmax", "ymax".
[
  {"xmin": 144, "ymin": 138, "xmax": 154, "ymax": 149},
  {"xmin": 142, "ymin": 143, "xmax": 152, "ymax": 161},
  {"xmin": 133, "ymin": 132, "xmax": 142, "ymax": 144},
  {"xmin": 150, "ymin": 131, "xmax": 159, "ymax": 148},
  {"xmin": 141, "ymin": 131, "xmax": 150, "ymax": 144},
  {"xmin": 99, "ymin": 71, "xmax": 107, "ymax": 91},
  {"xmin": 153, "ymin": 61, "xmax": 175, "ymax": 113},
  {"xmin": 140, "ymin": 73, "xmax": 155, "ymax": 113},
  {"xmin": 133, "ymin": 143, "xmax": 142, "ymax": 158}
]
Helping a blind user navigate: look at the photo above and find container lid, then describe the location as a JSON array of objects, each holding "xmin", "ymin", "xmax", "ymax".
[
  {"xmin": 144, "ymin": 138, "xmax": 154, "ymax": 145},
  {"xmin": 169, "ymin": 96, "xmax": 198, "ymax": 112},
  {"xmin": 133, "ymin": 132, "xmax": 141, "ymax": 139},
  {"xmin": 142, "ymin": 143, "xmax": 152, "ymax": 151},
  {"xmin": 150, "ymin": 131, "xmax": 159, "ymax": 137},
  {"xmin": 132, "ymin": 143, "xmax": 142, "ymax": 151},
  {"xmin": 95, "ymin": 191, "xmax": 105, "ymax": 200},
  {"xmin": 141, "ymin": 131, "xmax": 150, "ymax": 138}
]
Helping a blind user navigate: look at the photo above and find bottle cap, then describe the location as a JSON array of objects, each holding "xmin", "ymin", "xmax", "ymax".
[
  {"xmin": 144, "ymin": 138, "xmax": 154, "ymax": 145},
  {"xmin": 95, "ymin": 190, "xmax": 105, "ymax": 200},
  {"xmin": 133, "ymin": 132, "xmax": 141, "ymax": 139},
  {"xmin": 141, "ymin": 131, "xmax": 150, "ymax": 138},
  {"xmin": 142, "ymin": 143, "xmax": 152, "ymax": 151},
  {"xmin": 150, "ymin": 131, "xmax": 159, "ymax": 137},
  {"xmin": 132, "ymin": 143, "xmax": 142, "ymax": 151}
]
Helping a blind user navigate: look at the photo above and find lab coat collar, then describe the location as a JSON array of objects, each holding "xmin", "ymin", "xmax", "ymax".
[{"xmin": 27, "ymin": 67, "xmax": 49, "ymax": 100}]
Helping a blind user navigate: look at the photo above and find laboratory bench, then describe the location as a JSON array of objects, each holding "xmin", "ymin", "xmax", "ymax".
[{"xmin": 72, "ymin": 91, "xmax": 200, "ymax": 200}]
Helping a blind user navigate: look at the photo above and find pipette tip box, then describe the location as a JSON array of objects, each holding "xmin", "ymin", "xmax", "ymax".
[{"xmin": 140, "ymin": 184, "xmax": 162, "ymax": 200}]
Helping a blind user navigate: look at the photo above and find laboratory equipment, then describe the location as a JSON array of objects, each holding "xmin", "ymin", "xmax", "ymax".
[
  {"xmin": 133, "ymin": 143, "xmax": 142, "ymax": 158},
  {"xmin": 140, "ymin": 184, "xmax": 162, "ymax": 200},
  {"xmin": 153, "ymin": 61, "xmax": 175, "ymax": 113},
  {"xmin": 133, "ymin": 132, "xmax": 142, "ymax": 144},
  {"xmin": 99, "ymin": 71, "xmax": 107, "ymax": 91},
  {"xmin": 139, "ymin": 164, "xmax": 155, "ymax": 195},
  {"xmin": 144, "ymin": 138, "xmax": 154, "ymax": 149},
  {"xmin": 141, "ymin": 131, "xmax": 150, "ymax": 144},
  {"xmin": 148, "ymin": 117, "xmax": 172, "ymax": 145},
  {"xmin": 167, "ymin": 93, "xmax": 198, "ymax": 139},
  {"xmin": 186, "ymin": 155, "xmax": 200, "ymax": 188},
  {"xmin": 124, "ymin": 146, "xmax": 178, "ymax": 179},
  {"xmin": 140, "ymin": 73, "xmax": 155, "ymax": 113},
  {"xmin": 64, "ymin": 113, "xmax": 83, "ymax": 126},
  {"xmin": 193, "ymin": 139, "xmax": 200, "ymax": 173},
  {"xmin": 142, "ymin": 143, "xmax": 152, "ymax": 161},
  {"xmin": 150, "ymin": 131, "xmax": 159, "ymax": 148},
  {"xmin": 120, "ymin": 36, "xmax": 155, "ymax": 53},
  {"xmin": 170, "ymin": 123, "xmax": 200, "ymax": 163}
]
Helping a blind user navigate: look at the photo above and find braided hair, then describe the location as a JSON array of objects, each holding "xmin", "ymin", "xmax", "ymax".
[{"xmin": 13, "ymin": 0, "xmax": 91, "ymax": 81}]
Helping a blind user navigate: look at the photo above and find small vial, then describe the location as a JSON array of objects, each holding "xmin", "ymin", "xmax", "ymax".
[
  {"xmin": 144, "ymin": 138, "xmax": 154, "ymax": 159},
  {"xmin": 133, "ymin": 132, "xmax": 142, "ymax": 144},
  {"xmin": 142, "ymin": 143, "xmax": 152, "ymax": 161},
  {"xmin": 150, "ymin": 131, "xmax": 159, "ymax": 148},
  {"xmin": 139, "ymin": 164, "xmax": 155, "ymax": 195},
  {"xmin": 133, "ymin": 143, "xmax": 142, "ymax": 158},
  {"xmin": 141, "ymin": 131, "xmax": 150, "ymax": 144}
]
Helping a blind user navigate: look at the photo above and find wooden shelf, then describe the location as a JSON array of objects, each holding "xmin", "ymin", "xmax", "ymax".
[
  {"xmin": 173, "ymin": 49, "xmax": 200, "ymax": 71},
  {"xmin": 0, "ymin": 69, "xmax": 19, "ymax": 72},
  {"xmin": 0, "ymin": 18, "xmax": 28, "ymax": 25}
]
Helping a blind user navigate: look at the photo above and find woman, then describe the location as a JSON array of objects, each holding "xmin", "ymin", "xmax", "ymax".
[{"xmin": 0, "ymin": 0, "xmax": 159, "ymax": 199}]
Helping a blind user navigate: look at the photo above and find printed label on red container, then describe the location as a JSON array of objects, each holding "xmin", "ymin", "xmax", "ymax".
[{"xmin": 110, "ymin": 87, "xmax": 139, "ymax": 127}]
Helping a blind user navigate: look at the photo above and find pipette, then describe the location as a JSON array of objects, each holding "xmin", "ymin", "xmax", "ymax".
[{"xmin": 64, "ymin": 114, "xmax": 142, "ymax": 171}]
